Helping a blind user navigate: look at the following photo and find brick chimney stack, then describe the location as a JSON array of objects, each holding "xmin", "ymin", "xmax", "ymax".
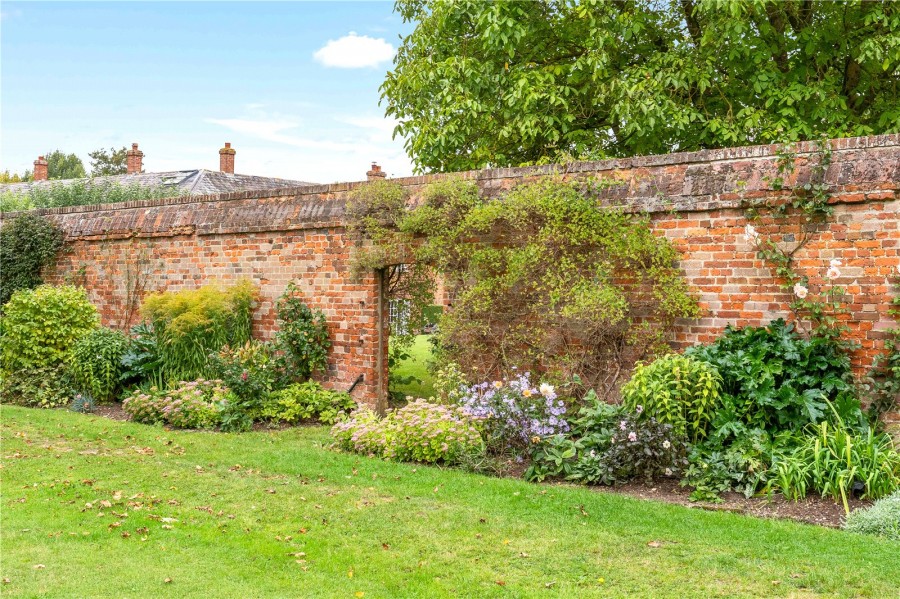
[
  {"xmin": 366, "ymin": 162, "xmax": 386, "ymax": 181},
  {"xmin": 126, "ymin": 143, "xmax": 144, "ymax": 174},
  {"xmin": 33, "ymin": 156, "xmax": 49, "ymax": 181},
  {"xmin": 219, "ymin": 142, "xmax": 235, "ymax": 174}
]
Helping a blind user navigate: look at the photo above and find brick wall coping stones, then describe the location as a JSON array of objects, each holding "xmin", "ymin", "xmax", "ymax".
[{"xmin": 4, "ymin": 133, "xmax": 896, "ymax": 223}]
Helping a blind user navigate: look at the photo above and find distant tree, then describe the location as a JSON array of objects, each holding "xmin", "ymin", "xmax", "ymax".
[
  {"xmin": 383, "ymin": 0, "xmax": 900, "ymax": 173},
  {"xmin": 88, "ymin": 146, "xmax": 128, "ymax": 176},
  {"xmin": 0, "ymin": 170, "xmax": 31, "ymax": 183},
  {"xmin": 45, "ymin": 150, "xmax": 86, "ymax": 180}
]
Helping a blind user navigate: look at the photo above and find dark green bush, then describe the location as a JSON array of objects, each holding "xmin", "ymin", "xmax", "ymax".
[
  {"xmin": 70, "ymin": 327, "xmax": 128, "ymax": 402},
  {"xmin": 686, "ymin": 319, "xmax": 860, "ymax": 433},
  {"xmin": 525, "ymin": 392, "xmax": 688, "ymax": 485},
  {"xmin": 0, "ymin": 214, "xmax": 65, "ymax": 307},
  {"xmin": 209, "ymin": 341, "xmax": 284, "ymax": 421},
  {"xmin": 0, "ymin": 364, "xmax": 73, "ymax": 409},
  {"xmin": 275, "ymin": 282, "xmax": 330, "ymax": 381},
  {"xmin": 119, "ymin": 323, "xmax": 165, "ymax": 390},
  {"xmin": 0, "ymin": 285, "xmax": 98, "ymax": 374}
]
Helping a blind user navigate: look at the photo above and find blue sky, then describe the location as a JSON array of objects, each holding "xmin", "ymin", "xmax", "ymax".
[{"xmin": 1, "ymin": 1, "xmax": 414, "ymax": 183}]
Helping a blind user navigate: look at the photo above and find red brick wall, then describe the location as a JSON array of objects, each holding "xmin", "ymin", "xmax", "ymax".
[{"xmin": 14, "ymin": 134, "xmax": 898, "ymax": 409}]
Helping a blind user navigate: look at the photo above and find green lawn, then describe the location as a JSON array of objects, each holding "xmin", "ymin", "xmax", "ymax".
[
  {"xmin": 2, "ymin": 406, "xmax": 898, "ymax": 598},
  {"xmin": 391, "ymin": 334, "xmax": 436, "ymax": 399}
]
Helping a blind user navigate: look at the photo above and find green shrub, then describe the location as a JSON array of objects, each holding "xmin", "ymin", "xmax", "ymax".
[
  {"xmin": 0, "ymin": 364, "xmax": 72, "ymax": 409},
  {"xmin": 331, "ymin": 399, "xmax": 483, "ymax": 464},
  {"xmin": 119, "ymin": 323, "xmax": 165, "ymax": 389},
  {"xmin": 681, "ymin": 429, "xmax": 783, "ymax": 501},
  {"xmin": 1, "ymin": 180, "xmax": 175, "ymax": 212},
  {"xmin": 70, "ymin": 328, "xmax": 128, "ymax": 402},
  {"xmin": 122, "ymin": 379, "xmax": 228, "ymax": 429},
  {"xmin": 686, "ymin": 319, "xmax": 859, "ymax": 432},
  {"xmin": 621, "ymin": 353, "xmax": 722, "ymax": 442},
  {"xmin": 525, "ymin": 392, "xmax": 689, "ymax": 485},
  {"xmin": 275, "ymin": 282, "xmax": 330, "ymax": 381},
  {"xmin": 0, "ymin": 213, "xmax": 66, "ymax": 307},
  {"xmin": 0, "ymin": 285, "xmax": 98, "ymax": 373},
  {"xmin": 263, "ymin": 381, "xmax": 355, "ymax": 425},
  {"xmin": 209, "ymin": 340, "xmax": 287, "ymax": 430},
  {"xmin": 772, "ymin": 416, "xmax": 900, "ymax": 512},
  {"xmin": 844, "ymin": 491, "xmax": 900, "ymax": 540},
  {"xmin": 141, "ymin": 280, "xmax": 257, "ymax": 381}
]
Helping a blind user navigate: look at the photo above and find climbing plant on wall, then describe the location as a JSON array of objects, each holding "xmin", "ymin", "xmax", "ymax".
[
  {"xmin": 346, "ymin": 176, "xmax": 699, "ymax": 396},
  {"xmin": 0, "ymin": 213, "xmax": 66, "ymax": 308}
]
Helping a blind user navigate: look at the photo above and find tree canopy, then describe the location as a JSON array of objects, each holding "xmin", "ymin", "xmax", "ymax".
[
  {"xmin": 45, "ymin": 150, "xmax": 86, "ymax": 180},
  {"xmin": 382, "ymin": 0, "xmax": 900, "ymax": 173},
  {"xmin": 88, "ymin": 146, "xmax": 129, "ymax": 176}
]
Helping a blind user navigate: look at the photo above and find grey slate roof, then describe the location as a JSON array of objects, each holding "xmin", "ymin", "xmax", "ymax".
[{"xmin": 0, "ymin": 169, "xmax": 316, "ymax": 196}]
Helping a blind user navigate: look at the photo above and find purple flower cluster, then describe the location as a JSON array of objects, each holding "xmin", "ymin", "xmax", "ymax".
[
  {"xmin": 458, "ymin": 372, "xmax": 568, "ymax": 448},
  {"xmin": 123, "ymin": 378, "xmax": 228, "ymax": 429}
]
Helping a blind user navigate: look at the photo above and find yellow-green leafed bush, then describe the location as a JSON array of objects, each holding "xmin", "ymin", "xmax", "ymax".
[
  {"xmin": 141, "ymin": 280, "xmax": 257, "ymax": 381},
  {"xmin": 0, "ymin": 285, "xmax": 99, "ymax": 373},
  {"xmin": 621, "ymin": 353, "xmax": 722, "ymax": 443}
]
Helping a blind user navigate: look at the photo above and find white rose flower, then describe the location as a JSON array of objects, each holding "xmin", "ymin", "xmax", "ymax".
[
  {"xmin": 793, "ymin": 283, "xmax": 809, "ymax": 299},
  {"xmin": 743, "ymin": 224, "xmax": 759, "ymax": 243}
]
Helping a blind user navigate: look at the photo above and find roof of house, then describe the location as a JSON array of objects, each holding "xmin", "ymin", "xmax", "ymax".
[{"xmin": 0, "ymin": 169, "xmax": 316, "ymax": 196}]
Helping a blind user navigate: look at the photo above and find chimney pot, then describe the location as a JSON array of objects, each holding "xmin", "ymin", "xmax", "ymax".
[
  {"xmin": 366, "ymin": 162, "xmax": 386, "ymax": 181},
  {"xmin": 126, "ymin": 142, "xmax": 144, "ymax": 174},
  {"xmin": 219, "ymin": 142, "xmax": 236, "ymax": 174},
  {"xmin": 33, "ymin": 155, "xmax": 49, "ymax": 181}
]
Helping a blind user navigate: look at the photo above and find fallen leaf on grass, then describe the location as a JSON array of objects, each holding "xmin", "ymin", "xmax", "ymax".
[
  {"xmin": 647, "ymin": 541, "xmax": 663, "ymax": 548},
  {"xmin": 33, "ymin": 565, "xmax": 45, "ymax": 570},
  {"xmin": 2, "ymin": 577, "xmax": 10, "ymax": 584},
  {"xmin": 164, "ymin": 578, "xmax": 172, "ymax": 584},
  {"xmin": 265, "ymin": 489, "xmax": 276, "ymax": 494},
  {"xmin": 495, "ymin": 580, "xmax": 506, "ymax": 586},
  {"xmin": 381, "ymin": 543, "xmax": 390, "ymax": 550}
]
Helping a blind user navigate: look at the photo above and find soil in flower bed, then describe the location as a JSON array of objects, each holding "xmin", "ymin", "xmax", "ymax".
[
  {"xmin": 92, "ymin": 403, "xmax": 129, "ymax": 421},
  {"xmin": 596, "ymin": 478, "xmax": 870, "ymax": 528}
]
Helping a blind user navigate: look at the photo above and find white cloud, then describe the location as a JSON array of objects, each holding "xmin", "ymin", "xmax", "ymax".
[{"xmin": 313, "ymin": 32, "xmax": 394, "ymax": 69}]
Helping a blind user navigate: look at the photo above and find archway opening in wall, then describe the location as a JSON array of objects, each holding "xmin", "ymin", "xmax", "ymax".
[{"xmin": 382, "ymin": 263, "xmax": 446, "ymax": 408}]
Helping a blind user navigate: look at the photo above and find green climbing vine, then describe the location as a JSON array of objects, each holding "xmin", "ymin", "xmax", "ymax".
[
  {"xmin": 741, "ymin": 140, "xmax": 855, "ymax": 349},
  {"xmin": 346, "ymin": 176, "xmax": 699, "ymax": 396}
]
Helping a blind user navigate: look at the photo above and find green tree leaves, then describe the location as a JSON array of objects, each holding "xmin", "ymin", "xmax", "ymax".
[{"xmin": 383, "ymin": 0, "xmax": 900, "ymax": 172}]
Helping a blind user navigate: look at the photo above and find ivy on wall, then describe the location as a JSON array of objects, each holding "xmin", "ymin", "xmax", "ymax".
[{"xmin": 0, "ymin": 213, "xmax": 66, "ymax": 308}]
